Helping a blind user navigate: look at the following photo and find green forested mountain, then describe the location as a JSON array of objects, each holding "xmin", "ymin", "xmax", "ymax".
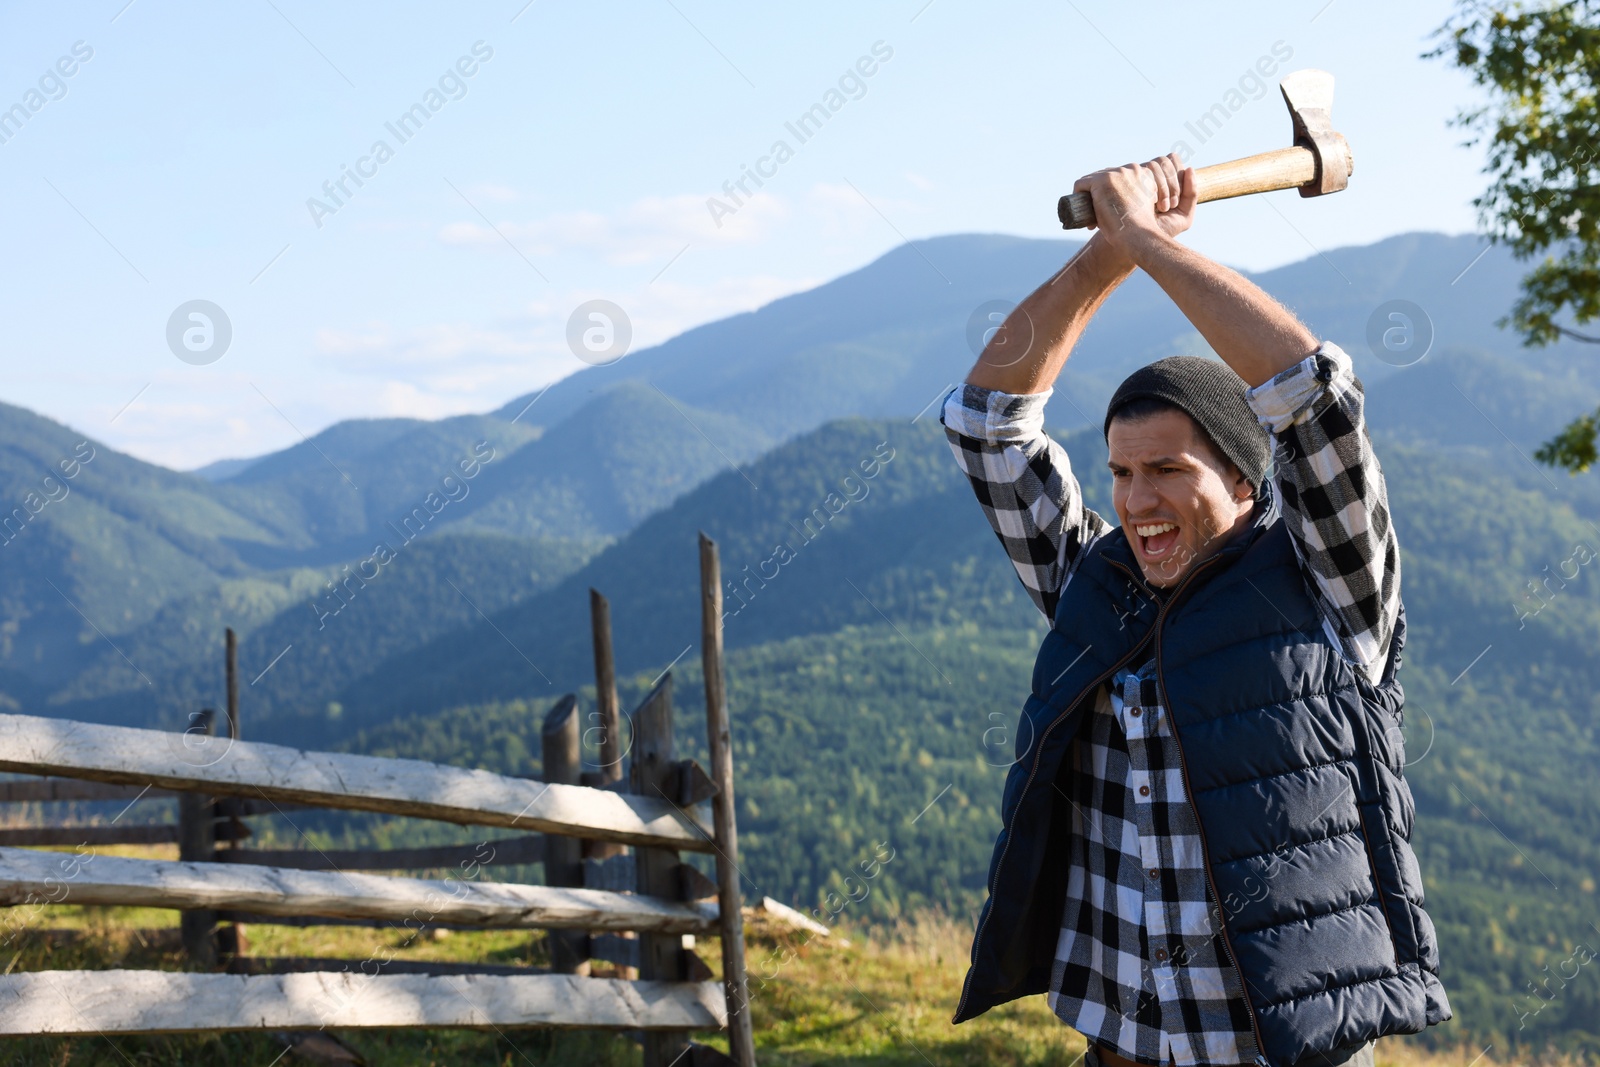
[
  {"xmin": 48, "ymin": 532, "xmax": 598, "ymax": 732},
  {"xmin": 167, "ymin": 230, "xmax": 1600, "ymax": 547},
  {"xmin": 0, "ymin": 398, "xmax": 600, "ymax": 729},
  {"xmin": 329, "ymin": 418, "xmax": 1003, "ymax": 735},
  {"xmin": 447, "ymin": 381, "xmax": 783, "ymax": 541},
  {"xmin": 486, "ymin": 230, "xmax": 1600, "ymax": 438},
  {"xmin": 2, "ymin": 232, "xmax": 1598, "ymax": 1052},
  {"xmin": 8, "ymin": 231, "xmax": 1597, "ymax": 731},
  {"xmin": 0, "ymin": 399, "xmax": 281, "ymax": 698},
  {"xmin": 211, "ymin": 413, "xmax": 542, "ymax": 567}
]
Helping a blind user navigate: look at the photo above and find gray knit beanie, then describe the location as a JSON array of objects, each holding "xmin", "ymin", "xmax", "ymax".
[{"xmin": 1102, "ymin": 356, "xmax": 1271, "ymax": 488}]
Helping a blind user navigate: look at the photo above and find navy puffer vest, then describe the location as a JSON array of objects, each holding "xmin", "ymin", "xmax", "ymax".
[{"xmin": 952, "ymin": 500, "xmax": 1451, "ymax": 1065}]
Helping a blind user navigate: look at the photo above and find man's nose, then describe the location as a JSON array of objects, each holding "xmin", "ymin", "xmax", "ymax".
[{"xmin": 1126, "ymin": 471, "xmax": 1160, "ymax": 513}]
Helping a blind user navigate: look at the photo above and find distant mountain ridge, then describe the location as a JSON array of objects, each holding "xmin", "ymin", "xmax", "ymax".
[
  {"xmin": 4, "ymin": 229, "xmax": 1600, "ymax": 733},
  {"xmin": 189, "ymin": 456, "xmax": 259, "ymax": 481},
  {"xmin": 201, "ymin": 230, "xmax": 1600, "ymax": 547}
]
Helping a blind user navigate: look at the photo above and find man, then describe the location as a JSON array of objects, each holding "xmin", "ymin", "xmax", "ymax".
[{"xmin": 941, "ymin": 155, "xmax": 1450, "ymax": 1067}]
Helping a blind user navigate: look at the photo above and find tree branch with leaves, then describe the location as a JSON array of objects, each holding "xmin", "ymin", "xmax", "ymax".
[{"xmin": 1430, "ymin": 0, "xmax": 1600, "ymax": 471}]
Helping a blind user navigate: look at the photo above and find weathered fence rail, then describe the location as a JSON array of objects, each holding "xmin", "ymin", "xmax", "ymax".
[
  {"xmin": 0, "ymin": 778, "xmax": 180, "ymax": 803},
  {"xmin": 0, "ymin": 845, "xmax": 719, "ymax": 933},
  {"xmin": 216, "ymin": 834, "xmax": 546, "ymax": 871},
  {"xmin": 0, "ymin": 713, "xmax": 715, "ymax": 850},
  {"xmin": 0, "ymin": 825, "xmax": 179, "ymax": 847},
  {"xmin": 0, "ymin": 533, "xmax": 757, "ymax": 1066},
  {"xmin": 0, "ymin": 970, "xmax": 726, "ymax": 1034}
]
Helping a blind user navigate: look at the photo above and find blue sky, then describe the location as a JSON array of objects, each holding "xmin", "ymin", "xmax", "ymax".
[{"xmin": 1, "ymin": 0, "xmax": 1486, "ymax": 468}]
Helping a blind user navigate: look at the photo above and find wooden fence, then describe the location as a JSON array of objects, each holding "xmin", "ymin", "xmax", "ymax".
[{"xmin": 0, "ymin": 533, "xmax": 757, "ymax": 1067}]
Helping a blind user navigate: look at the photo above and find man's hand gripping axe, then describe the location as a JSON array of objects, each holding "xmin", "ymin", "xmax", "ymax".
[{"xmin": 1057, "ymin": 68, "xmax": 1353, "ymax": 229}]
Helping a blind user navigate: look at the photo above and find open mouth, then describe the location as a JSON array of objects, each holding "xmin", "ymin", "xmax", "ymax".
[{"xmin": 1134, "ymin": 520, "xmax": 1180, "ymax": 561}]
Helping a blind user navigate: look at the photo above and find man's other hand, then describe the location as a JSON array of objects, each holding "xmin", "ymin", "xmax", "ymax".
[{"xmin": 1073, "ymin": 153, "xmax": 1196, "ymax": 257}]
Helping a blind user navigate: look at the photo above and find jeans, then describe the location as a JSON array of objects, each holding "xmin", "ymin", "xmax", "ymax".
[{"xmin": 1083, "ymin": 1039, "xmax": 1376, "ymax": 1067}]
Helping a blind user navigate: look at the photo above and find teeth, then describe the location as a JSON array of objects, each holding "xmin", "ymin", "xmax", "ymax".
[{"xmin": 1135, "ymin": 522, "xmax": 1177, "ymax": 537}]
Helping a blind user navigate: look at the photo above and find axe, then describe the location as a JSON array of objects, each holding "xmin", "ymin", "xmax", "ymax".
[{"xmin": 1057, "ymin": 68, "xmax": 1353, "ymax": 229}]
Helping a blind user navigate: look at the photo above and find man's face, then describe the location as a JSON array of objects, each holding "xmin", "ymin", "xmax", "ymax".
[{"xmin": 1106, "ymin": 408, "xmax": 1255, "ymax": 588}]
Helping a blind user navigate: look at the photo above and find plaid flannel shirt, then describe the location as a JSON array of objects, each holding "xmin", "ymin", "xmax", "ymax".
[{"xmin": 941, "ymin": 342, "xmax": 1399, "ymax": 1067}]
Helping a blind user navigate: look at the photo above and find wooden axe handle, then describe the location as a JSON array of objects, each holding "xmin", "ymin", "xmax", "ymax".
[{"xmin": 1057, "ymin": 145, "xmax": 1327, "ymax": 230}]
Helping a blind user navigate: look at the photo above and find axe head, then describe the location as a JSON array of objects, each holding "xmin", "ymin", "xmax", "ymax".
[{"xmin": 1278, "ymin": 68, "xmax": 1352, "ymax": 197}]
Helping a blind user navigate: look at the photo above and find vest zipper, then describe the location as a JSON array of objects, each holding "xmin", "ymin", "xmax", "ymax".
[
  {"xmin": 951, "ymin": 626, "xmax": 1158, "ymax": 1024},
  {"xmin": 1136, "ymin": 552, "xmax": 1275, "ymax": 1067}
]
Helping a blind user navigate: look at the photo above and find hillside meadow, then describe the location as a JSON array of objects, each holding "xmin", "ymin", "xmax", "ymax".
[{"xmin": 0, "ymin": 876, "xmax": 1571, "ymax": 1067}]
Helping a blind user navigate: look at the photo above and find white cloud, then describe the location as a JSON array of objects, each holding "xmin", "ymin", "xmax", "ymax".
[
  {"xmin": 91, "ymin": 377, "xmax": 309, "ymax": 472},
  {"xmin": 467, "ymin": 182, "xmax": 521, "ymax": 204},
  {"xmin": 803, "ymin": 181, "xmax": 931, "ymax": 241},
  {"xmin": 81, "ymin": 189, "xmax": 868, "ymax": 470},
  {"xmin": 294, "ymin": 271, "xmax": 822, "ymax": 424},
  {"xmin": 310, "ymin": 320, "xmax": 571, "ymax": 416},
  {"xmin": 314, "ymin": 321, "xmax": 534, "ymax": 369},
  {"xmin": 437, "ymin": 192, "xmax": 790, "ymax": 265},
  {"xmin": 804, "ymin": 182, "xmax": 881, "ymax": 238},
  {"xmin": 625, "ymin": 274, "xmax": 820, "ymax": 346}
]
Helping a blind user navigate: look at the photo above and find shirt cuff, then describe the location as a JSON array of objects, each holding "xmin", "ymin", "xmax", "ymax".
[
  {"xmin": 1245, "ymin": 341, "xmax": 1353, "ymax": 434},
  {"xmin": 939, "ymin": 382, "xmax": 1053, "ymax": 444}
]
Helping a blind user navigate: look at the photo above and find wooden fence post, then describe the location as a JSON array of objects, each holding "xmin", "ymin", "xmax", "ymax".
[
  {"xmin": 177, "ymin": 709, "xmax": 217, "ymax": 969},
  {"xmin": 224, "ymin": 627, "xmax": 239, "ymax": 742},
  {"xmin": 590, "ymin": 589, "xmax": 623, "ymax": 784},
  {"xmin": 633, "ymin": 675, "xmax": 691, "ymax": 1067},
  {"xmin": 701, "ymin": 532, "xmax": 758, "ymax": 1067},
  {"xmin": 540, "ymin": 694, "xmax": 589, "ymax": 976},
  {"xmin": 217, "ymin": 628, "xmax": 247, "ymax": 963},
  {"xmin": 586, "ymin": 589, "xmax": 637, "ymax": 980}
]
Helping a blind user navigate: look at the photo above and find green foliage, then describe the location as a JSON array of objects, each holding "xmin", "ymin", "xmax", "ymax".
[
  {"xmin": 1431, "ymin": 0, "xmax": 1600, "ymax": 342},
  {"xmin": 1430, "ymin": 0, "xmax": 1600, "ymax": 471},
  {"xmin": 1536, "ymin": 406, "xmax": 1600, "ymax": 472}
]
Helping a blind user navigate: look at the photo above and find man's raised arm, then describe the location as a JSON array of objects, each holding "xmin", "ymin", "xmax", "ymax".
[
  {"xmin": 1073, "ymin": 154, "xmax": 1320, "ymax": 387},
  {"xmin": 946, "ymin": 158, "xmax": 1206, "ymax": 618},
  {"xmin": 942, "ymin": 203, "xmax": 1175, "ymax": 620},
  {"xmin": 967, "ymin": 152, "xmax": 1206, "ymax": 395},
  {"xmin": 964, "ymin": 231, "xmax": 1136, "ymax": 394}
]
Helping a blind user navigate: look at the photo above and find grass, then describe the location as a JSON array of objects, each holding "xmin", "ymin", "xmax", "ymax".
[
  {"xmin": 1, "ymin": 893, "xmax": 1582, "ymax": 1067},
  {"xmin": 734, "ymin": 906, "xmax": 1080, "ymax": 1066}
]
